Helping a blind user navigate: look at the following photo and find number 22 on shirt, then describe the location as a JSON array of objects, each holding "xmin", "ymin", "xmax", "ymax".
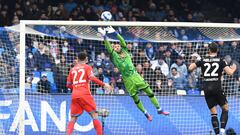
[
  {"xmin": 72, "ymin": 69, "xmax": 86, "ymax": 84},
  {"xmin": 203, "ymin": 62, "xmax": 219, "ymax": 77}
]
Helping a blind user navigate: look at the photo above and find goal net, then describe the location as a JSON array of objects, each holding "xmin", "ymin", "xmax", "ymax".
[
  {"xmin": 1, "ymin": 21, "xmax": 240, "ymax": 135},
  {"xmin": 0, "ymin": 28, "xmax": 21, "ymax": 135}
]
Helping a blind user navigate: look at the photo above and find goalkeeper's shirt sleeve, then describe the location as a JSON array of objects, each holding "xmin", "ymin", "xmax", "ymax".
[
  {"xmin": 116, "ymin": 33, "xmax": 127, "ymax": 48},
  {"xmin": 103, "ymin": 36, "xmax": 113, "ymax": 54}
]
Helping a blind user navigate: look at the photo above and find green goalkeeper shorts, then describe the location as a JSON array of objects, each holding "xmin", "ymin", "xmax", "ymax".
[{"xmin": 123, "ymin": 72, "xmax": 149, "ymax": 96}]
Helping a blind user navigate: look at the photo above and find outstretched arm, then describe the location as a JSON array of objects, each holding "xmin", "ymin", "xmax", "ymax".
[
  {"xmin": 106, "ymin": 26, "xmax": 127, "ymax": 48},
  {"xmin": 116, "ymin": 33, "xmax": 127, "ymax": 48},
  {"xmin": 98, "ymin": 27, "xmax": 113, "ymax": 54},
  {"xmin": 87, "ymin": 66, "xmax": 113, "ymax": 91},
  {"xmin": 103, "ymin": 36, "xmax": 113, "ymax": 54},
  {"xmin": 89, "ymin": 76, "xmax": 113, "ymax": 91}
]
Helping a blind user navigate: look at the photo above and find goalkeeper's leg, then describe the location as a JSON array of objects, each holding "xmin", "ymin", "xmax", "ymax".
[
  {"xmin": 131, "ymin": 94, "xmax": 152, "ymax": 121},
  {"xmin": 143, "ymin": 86, "xmax": 169, "ymax": 115}
]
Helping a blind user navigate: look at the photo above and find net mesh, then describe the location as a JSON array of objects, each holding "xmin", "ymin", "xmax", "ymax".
[
  {"xmin": 0, "ymin": 30, "xmax": 20, "ymax": 135},
  {"xmin": 1, "ymin": 23, "xmax": 240, "ymax": 134},
  {"xmin": 52, "ymin": 25, "xmax": 240, "ymax": 42}
]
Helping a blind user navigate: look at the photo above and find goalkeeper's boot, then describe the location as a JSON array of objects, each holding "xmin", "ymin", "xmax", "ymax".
[
  {"xmin": 144, "ymin": 113, "xmax": 152, "ymax": 121},
  {"xmin": 158, "ymin": 109, "xmax": 170, "ymax": 116}
]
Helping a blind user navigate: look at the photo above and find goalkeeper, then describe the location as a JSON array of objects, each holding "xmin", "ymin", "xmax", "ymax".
[{"xmin": 98, "ymin": 27, "xmax": 169, "ymax": 121}]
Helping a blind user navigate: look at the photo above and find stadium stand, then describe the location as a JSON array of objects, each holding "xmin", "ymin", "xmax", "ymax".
[
  {"xmin": 0, "ymin": 0, "xmax": 240, "ymax": 27},
  {"xmin": 0, "ymin": 0, "xmax": 239, "ymax": 95}
]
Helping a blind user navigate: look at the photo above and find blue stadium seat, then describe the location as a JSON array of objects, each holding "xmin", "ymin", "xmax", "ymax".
[
  {"xmin": 41, "ymin": 71, "xmax": 57, "ymax": 93},
  {"xmin": 187, "ymin": 89, "xmax": 200, "ymax": 95},
  {"xmin": 0, "ymin": 48, "xmax": 4, "ymax": 55},
  {"xmin": 31, "ymin": 47, "xmax": 38, "ymax": 54},
  {"xmin": 31, "ymin": 71, "xmax": 41, "ymax": 92},
  {"xmin": 33, "ymin": 71, "xmax": 41, "ymax": 78},
  {"xmin": 103, "ymin": 76, "xmax": 110, "ymax": 84},
  {"xmin": 41, "ymin": 71, "xmax": 54, "ymax": 83},
  {"xmin": 96, "ymin": 87, "xmax": 104, "ymax": 94}
]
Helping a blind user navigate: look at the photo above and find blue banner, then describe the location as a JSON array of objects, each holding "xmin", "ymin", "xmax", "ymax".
[{"xmin": 0, "ymin": 95, "xmax": 239, "ymax": 135}]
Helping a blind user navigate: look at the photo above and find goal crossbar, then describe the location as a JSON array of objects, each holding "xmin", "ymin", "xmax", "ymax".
[{"xmin": 20, "ymin": 20, "xmax": 240, "ymax": 28}]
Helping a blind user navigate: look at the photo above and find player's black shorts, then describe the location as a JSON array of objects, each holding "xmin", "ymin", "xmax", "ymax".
[{"xmin": 204, "ymin": 89, "xmax": 228, "ymax": 109}]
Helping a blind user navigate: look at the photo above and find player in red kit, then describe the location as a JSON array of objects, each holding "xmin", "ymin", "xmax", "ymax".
[{"xmin": 66, "ymin": 52, "xmax": 112, "ymax": 135}]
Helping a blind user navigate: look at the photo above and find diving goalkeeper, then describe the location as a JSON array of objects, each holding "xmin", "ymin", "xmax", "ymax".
[{"xmin": 98, "ymin": 27, "xmax": 169, "ymax": 121}]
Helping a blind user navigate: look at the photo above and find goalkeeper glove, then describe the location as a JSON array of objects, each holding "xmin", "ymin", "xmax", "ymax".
[
  {"xmin": 97, "ymin": 27, "xmax": 106, "ymax": 36},
  {"xmin": 105, "ymin": 26, "xmax": 118, "ymax": 34}
]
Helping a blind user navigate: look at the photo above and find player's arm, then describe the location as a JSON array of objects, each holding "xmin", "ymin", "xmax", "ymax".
[
  {"xmin": 188, "ymin": 63, "xmax": 197, "ymax": 72},
  {"xmin": 189, "ymin": 59, "xmax": 202, "ymax": 72},
  {"xmin": 189, "ymin": 53, "xmax": 202, "ymax": 72},
  {"xmin": 89, "ymin": 75, "xmax": 105, "ymax": 86},
  {"xmin": 98, "ymin": 27, "xmax": 113, "ymax": 54},
  {"xmin": 224, "ymin": 63, "xmax": 237, "ymax": 75},
  {"xmin": 106, "ymin": 26, "xmax": 127, "ymax": 48},
  {"xmin": 116, "ymin": 33, "xmax": 127, "ymax": 48},
  {"xmin": 103, "ymin": 37, "xmax": 114, "ymax": 54},
  {"xmin": 66, "ymin": 70, "xmax": 73, "ymax": 90},
  {"xmin": 87, "ymin": 66, "xmax": 113, "ymax": 91}
]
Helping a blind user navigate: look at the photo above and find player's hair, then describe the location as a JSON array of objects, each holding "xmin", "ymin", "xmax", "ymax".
[
  {"xmin": 113, "ymin": 43, "xmax": 120, "ymax": 46},
  {"xmin": 171, "ymin": 67, "xmax": 177, "ymax": 71},
  {"xmin": 78, "ymin": 52, "xmax": 87, "ymax": 61},
  {"xmin": 209, "ymin": 42, "xmax": 218, "ymax": 53}
]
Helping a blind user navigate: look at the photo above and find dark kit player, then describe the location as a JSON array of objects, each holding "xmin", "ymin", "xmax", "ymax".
[{"xmin": 188, "ymin": 43, "xmax": 237, "ymax": 135}]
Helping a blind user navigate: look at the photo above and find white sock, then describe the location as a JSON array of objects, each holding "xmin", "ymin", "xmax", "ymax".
[
  {"xmin": 220, "ymin": 128, "xmax": 225, "ymax": 133},
  {"xmin": 157, "ymin": 108, "xmax": 162, "ymax": 111},
  {"xmin": 144, "ymin": 110, "xmax": 147, "ymax": 114}
]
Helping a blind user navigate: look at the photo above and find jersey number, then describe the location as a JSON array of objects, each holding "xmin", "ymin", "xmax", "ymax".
[
  {"xmin": 72, "ymin": 69, "xmax": 86, "ymax": 84},
  {"xmin": 203, "ymin": 63, "xmax": 219, "ymax": 77}
]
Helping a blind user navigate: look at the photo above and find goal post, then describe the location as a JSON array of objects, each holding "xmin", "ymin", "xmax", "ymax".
[
  {"xmin": 13, "ymin": 20, "xmax": 240, "ymax": 134},
  {"xmin": 19, "ymin": 21, "xmax": 26, "ymax": 135}
]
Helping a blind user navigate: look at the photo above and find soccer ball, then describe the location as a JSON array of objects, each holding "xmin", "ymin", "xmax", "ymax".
[{"xmin": 101, "ymin": 11, "xmax": 112, "ymax": 21}]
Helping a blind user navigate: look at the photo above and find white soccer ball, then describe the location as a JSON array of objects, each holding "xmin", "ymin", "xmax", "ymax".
[
  {"xmin": 60, "ymin": 26, "xmax": 66, "ymax": 32},
  {"xmin": 101, "ymin": 11, "xmax": 112, "ymax": 21}
]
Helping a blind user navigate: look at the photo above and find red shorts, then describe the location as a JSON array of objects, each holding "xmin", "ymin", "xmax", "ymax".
[{"xmin": 70, "ymin": 95, "xmax": 96, "ymax": 116}]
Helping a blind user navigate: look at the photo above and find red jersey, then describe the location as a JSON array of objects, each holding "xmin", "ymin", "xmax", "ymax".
[{"xmin": 66, "ymin": 63, "xmax": 104, "ymax": 98}]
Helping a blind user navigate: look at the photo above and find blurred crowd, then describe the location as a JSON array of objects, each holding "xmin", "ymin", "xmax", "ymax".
[
  {"xmin": 0, "ymin": 0, "xmax": 240, "ymax": 95},
  {"xmin": 0, "ymin": 30, "xmax": 240, "ymax": 95},
  {"xmin": 0, "ymin": 0, "xmax": 240, "ymax": 26}
]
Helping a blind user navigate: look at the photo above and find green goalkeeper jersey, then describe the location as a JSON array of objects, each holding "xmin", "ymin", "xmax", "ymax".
[{"xmin": 104, "ymin": 34, "xmax": 136, "ymax": 78}]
